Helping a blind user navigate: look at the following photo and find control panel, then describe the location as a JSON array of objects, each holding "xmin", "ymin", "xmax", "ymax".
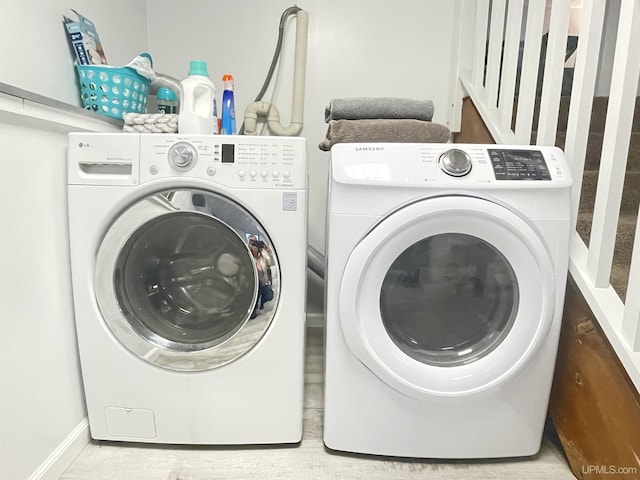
[
  {"xmin": 68, "ymin": 133, "xmax": 307, "ymax": 188},
  {"xmin": 138, "ymin": 135, "xmax": 307, "ymax": 189},
  {"xmin": 487, "ymin": 148, "xmax": 551, "ymax": 180},
  {"xmin": 331, "ymin": 143, "xmax": 570, "ymax": 188}
]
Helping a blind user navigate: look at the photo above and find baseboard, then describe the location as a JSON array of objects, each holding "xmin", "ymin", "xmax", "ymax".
[{"xmin": 28, "ymin": 419, "xmax": 90, "ymax": 480}]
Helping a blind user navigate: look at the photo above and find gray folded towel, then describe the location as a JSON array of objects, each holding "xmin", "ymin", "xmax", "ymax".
[
  {"xmin": 324, "ymin": 97, "xmax": 435, "ymax": 122},
  {"xmin": 318, "ymin": 119, "xmax": 451, "ymax": 151}
]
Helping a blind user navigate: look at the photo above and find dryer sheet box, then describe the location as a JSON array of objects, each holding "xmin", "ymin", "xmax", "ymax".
[{"xmin": 63, "ymin": 9, "xmax": 108, "ymax": 66}]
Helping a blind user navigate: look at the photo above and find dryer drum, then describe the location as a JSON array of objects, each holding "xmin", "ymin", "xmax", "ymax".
[{"xmin": 380, "ymin": 233, "xmax": 519, "ymax": 367}]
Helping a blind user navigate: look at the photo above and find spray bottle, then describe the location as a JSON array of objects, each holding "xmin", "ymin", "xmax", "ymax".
[{"xmin": 220, "ymin": 74, "xmax": 237, "ymax": 135}]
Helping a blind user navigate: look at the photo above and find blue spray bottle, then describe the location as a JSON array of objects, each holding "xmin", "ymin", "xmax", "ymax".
[{"xmin": 220, "ymin": 74, "xmax": 236, "ymax": 135}]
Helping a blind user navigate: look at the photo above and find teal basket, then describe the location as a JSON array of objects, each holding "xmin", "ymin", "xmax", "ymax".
[{"xmin": 76, "ymin": 64, "xmax": 150, "ymax": 119}]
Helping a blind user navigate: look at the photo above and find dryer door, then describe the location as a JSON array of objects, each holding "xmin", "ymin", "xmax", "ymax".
[
  {"xmin": 95, "ymin": 188, "xmax": 279, "ymax": 372},
  {"xmin": 339, "ymin": 195, "xmax": 556, "ymax": 398}
]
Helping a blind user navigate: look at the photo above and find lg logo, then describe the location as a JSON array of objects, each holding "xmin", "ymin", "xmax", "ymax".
[{"xmin": 78, "ymin": 142, "xmax": 91, "ymax": 148}]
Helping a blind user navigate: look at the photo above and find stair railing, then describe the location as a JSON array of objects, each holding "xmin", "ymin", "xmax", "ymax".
[{"xmin": 456, "ymin": 0, "xmax": 640, "ymax": 391}]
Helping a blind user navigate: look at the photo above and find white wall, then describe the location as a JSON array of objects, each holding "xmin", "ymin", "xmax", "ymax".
[
  {"xmin": 0, "ymin": 104, "xmax": 117, "ymax": 480},
  {"xmin": 0, "ymin": 0, "xmax": 148, "ymax": 106},
  {"xmin": 0, "ymin": 122, "xmax": 81, "ymax": 480},
  {"xmin": 594, "ymin": 0, "xmax": 620, "ymax": 97},
  {"xmin": 147, "ymin": 0, "xmax": 458, "ymax": 252},
  {"xmin": 0, "ymin": 4, "xmax": 147, "ymax": 477}
]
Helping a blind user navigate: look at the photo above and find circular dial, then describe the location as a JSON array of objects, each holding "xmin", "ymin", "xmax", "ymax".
[
  {"xmin": 438, "ymin": 149, "xmax": 472, "ymax": 177},
  {"xmin": 168, "ymin": 142, "xmax": 198, "ymax": 171}
]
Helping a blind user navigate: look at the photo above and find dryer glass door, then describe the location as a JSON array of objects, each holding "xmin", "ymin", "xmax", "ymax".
[
  {"xmin": 339, "ymin": 196, "xmax": 556, "ymax": 398},
  {"xmin": 95, "ymin": 189, "xmax": 280, "ymax": 371},
  {"xmin": 380, "ymin": 232, "xmax": 518, "ymax": 367}
]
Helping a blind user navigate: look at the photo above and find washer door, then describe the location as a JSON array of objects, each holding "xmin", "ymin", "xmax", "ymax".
[
  {"xmin": 339, "ymin": 195, "xmax": 556, "ymax": 398},
  {"xmin": 95, "ymin": 188, "xmax": 279, "ymax": 372}
]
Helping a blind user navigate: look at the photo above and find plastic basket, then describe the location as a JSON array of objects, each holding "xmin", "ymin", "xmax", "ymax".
[{"xmin": 76, "ymin": 64, "xmax": 150, "ymax": 119}]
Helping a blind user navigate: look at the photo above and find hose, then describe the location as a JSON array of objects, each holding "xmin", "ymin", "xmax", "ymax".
[{"xmin": 239, "ymin": 5, "xmax": 302, "ymax": 134}]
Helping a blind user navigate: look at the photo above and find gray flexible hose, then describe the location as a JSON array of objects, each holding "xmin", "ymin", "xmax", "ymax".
[
  {"xmin": 239, "ymin": 5, "xmax": 302, "ymax": 135},
  {"xmin": 307, "ymin": 245, "xmax": 325, "ymax": 280}
]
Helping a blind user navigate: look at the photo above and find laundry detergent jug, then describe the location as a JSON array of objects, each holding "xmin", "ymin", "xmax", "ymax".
[{"xmin": 178, "ymin": 60, "xmax": 218, "ymax": 134}]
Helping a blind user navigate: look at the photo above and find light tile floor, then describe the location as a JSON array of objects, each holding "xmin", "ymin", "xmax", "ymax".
[{"xmin": 60, "ymin": 327, "xmax": 575, "ymax": 480}]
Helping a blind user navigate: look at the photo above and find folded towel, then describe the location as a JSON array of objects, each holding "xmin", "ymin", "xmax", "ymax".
[
  {"xmin": 324, "ymin": 97, "xmax": 434, "ymax": 122},
  {"xmin": 319, "ymin": 119, "xmax": 451, "ymax": 151}
]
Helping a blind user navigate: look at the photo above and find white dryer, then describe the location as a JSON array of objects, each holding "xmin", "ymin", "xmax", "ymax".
[
  {"xmin": 324, "ymin": 143, "xmax": 572, "ymax": 458},
  {"xmin": 68, "ymin": 133, "xmax": 307, "ymax": 444}
]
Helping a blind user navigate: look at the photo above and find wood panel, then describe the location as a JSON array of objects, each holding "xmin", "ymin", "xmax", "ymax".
[
  {"xmin": 549, "ymin": 276, "xmax": 640, "ymax": 480},
  {"xmin": 453, "ymin": 97, "xmax": 495, "ymax": 144}
]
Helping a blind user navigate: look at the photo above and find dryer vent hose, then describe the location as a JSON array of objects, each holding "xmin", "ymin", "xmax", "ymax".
[
  {"xmin": 242, "ymin": 6, "xmax": 308, "ymax": 136},
  {"xmin": 307, "ymin": 245, "xmax": 325, "ymax": 280}
]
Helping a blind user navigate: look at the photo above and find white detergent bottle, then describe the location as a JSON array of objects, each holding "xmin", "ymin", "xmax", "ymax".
[{"xmin": 178, "ymin": 60, "xmax": 218, "ymax": 134}]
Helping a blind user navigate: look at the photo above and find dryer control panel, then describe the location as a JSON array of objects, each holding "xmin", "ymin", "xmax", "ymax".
[
  {"xmin": 487, "ymin": 148, "xmax": 551, "ymax": 180},
  {"xmin": 330, "ymin": 143, "xmax": 571, "ymax": 189}
]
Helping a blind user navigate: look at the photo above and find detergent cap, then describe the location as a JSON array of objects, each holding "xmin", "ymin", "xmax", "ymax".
[
  {"xmin": 157, "ymin": 87, "xmax": 178, "ymax": 102},
  {"xmin": 189, "ymin": 60, "xmax": 210, "ymax": 77}
]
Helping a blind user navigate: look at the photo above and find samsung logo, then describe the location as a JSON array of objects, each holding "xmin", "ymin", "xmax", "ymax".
[{"xmin": 355, "ymin": 146, "xmax": 384, "ymax": 152}]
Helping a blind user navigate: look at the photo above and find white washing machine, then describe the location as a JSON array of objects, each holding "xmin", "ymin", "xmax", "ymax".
[
  {"xmin": 324, "ymin": 143, "xmax": 572, "ymax": 458},
  {"xmin": 67, "ymin": 133, "xmax": 307, "ymax": 444}
]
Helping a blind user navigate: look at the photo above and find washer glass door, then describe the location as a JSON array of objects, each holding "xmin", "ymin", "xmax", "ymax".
[
  {"xmin": 339, "ymin": 196, "xmax": 556, "ymax": 398},
  {"xmin": 95, "ymin": 189, "xmax": 279, "ymax": 371}
]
